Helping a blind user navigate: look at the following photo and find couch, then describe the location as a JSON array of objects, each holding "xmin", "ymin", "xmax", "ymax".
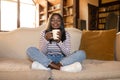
[{"xmin": 0, "ymin": 25, "xmax": 120, "ymax": 80}]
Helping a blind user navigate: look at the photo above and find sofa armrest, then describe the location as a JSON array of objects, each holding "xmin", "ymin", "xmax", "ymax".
[{"xmin": 116, "ymin": 32, "xmax": 120, "ymax": 61}]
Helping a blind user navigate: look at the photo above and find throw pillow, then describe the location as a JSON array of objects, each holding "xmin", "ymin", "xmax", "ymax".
[
  {"xmin": 66, "ymin": 28, "xmax": 82, "ymax": 53},
  {"xmin": 80, "ymin": 29, "xmax": 116, "ymax": 60}
]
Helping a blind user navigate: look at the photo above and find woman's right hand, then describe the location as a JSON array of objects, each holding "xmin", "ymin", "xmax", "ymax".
[{"xmin": 45, "ymin": 31, "xmax": 53, "ymax": 41}]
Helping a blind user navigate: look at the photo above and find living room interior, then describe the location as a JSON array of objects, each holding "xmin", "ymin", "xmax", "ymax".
[
  {"xmin": 0, "ymin": 0, "xmax": 120, "ymax": 32},
  {"xmin": 0, "ymin": 0, "xmax": 120, "ymax": 80}
]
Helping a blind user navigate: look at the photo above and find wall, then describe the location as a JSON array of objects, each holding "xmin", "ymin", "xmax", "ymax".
[{"xmin": 79, "ymin": 0, "xmax": 98, "ymax": 30}]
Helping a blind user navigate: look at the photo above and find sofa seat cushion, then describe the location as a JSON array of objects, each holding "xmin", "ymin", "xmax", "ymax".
[
  {"xmin": 0, "ymin": 58, "xmax": 32, "ymax": 71},
  {"xmin": 0, "ymin": 58, "xmax": 52, "ymax": 80},
  {"xmin": 0, "ymin": 70, "xmax": 51, "ymax": 80},
  {"xmin": 52, "ymin": 60, "xmax": 120, "ymax": 80}
]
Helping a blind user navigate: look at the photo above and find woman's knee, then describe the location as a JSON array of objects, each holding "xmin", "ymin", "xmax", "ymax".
[
  {"xmin": 75, "ymin": 50, "xmax": 86, "ymax": 59},
  {"xmin": 26, "ymin": 47, "xmax": 37, "ymax": 55}
]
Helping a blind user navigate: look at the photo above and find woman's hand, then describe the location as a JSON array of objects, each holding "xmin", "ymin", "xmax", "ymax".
[
  {"xmin": 45, "ymin": 31, "xmax": 53, "ymax": 41},
  {"xmin": 45, "ymin": 31, "xmax": 62, "ymax": 42},
  {"xmin": 56, "ymin": 31, "xmax": 62, "ymax": 43}
]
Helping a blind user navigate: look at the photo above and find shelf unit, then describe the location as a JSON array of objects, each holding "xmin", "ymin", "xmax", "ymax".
[
  {"xmin": 47, "ymin": 1, "xmax": 61, "ymax": 19},
  {"xmin": 61, "ymin": 0, "xmax": 79, "ymax": 28},
  {"xmin": 38, "ymin": 0, "xmax": 79, "ymax": 28},
  {"xmin": 39, "ymin": 5, "xmax": 46, "ymax": 25},
  {"xmin": 98, "ymin": 0, "xmax": 120, "ymax": 30},
  {"xmin": 62, "ymin": 0, "xmax": 74, "ymax": 28}
]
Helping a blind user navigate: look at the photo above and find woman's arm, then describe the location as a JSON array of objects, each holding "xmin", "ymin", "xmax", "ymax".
[
  {"xmin": 39, "ymin": 31, "xmax": 49, "ymax": 54},
  {"xmin": 57, "ymin": 31, "xmax": 71, "ymax": 56}
]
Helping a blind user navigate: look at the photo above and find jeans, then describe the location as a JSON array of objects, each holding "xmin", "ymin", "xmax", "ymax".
[{"xmin": 26, "ymin": 47, "xmax": 86, "ymax": 67}]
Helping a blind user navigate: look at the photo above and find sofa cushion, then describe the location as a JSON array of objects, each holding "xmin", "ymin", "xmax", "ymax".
[
  {"xmin": 66, "ymin": 28, "xmax": 82, "ymax": 53},
  {"xmin": 80, "ymin": 29, "xmax": 116, "ymax": 60},
  {"xmin": 0, "ymin": 58, "xmax": 51, "ymax": 80},
  {"xmin": 52, "ymin": 60, "xmax": 120, "ymax": 80},
  {"xmin": 0, "ymin": 70, "xmax": 51, "ymax": 80},
  {"xmin": 0, "ymin": 24, "xmax": 46, "ymax": 59},
  {"xmin": 0, "ymin": 58, "xmax": 31, "ymax": 71}
]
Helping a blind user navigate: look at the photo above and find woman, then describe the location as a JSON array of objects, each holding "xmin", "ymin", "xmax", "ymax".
[{"xmin": 26, "ymin": 13, "xmax": 86, "ymax": 70}]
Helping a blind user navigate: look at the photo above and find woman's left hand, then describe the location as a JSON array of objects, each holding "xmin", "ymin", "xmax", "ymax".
[{"xmin": 56, "ymin": 31, "xmax": 62, "ymax": 43}]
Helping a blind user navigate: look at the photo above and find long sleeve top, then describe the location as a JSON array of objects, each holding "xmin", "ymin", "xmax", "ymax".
[{"xmin": 39, "ymin": 30, "xmax": 71, "ymax": 56}]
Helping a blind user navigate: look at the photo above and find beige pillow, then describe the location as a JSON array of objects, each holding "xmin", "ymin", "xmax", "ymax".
[
  {"xmin": 66, "ymin": 28, "xmax": 82, "ymax": 53},
  {"xmin": 80, "ymin": 29, "xmax": 116, "ymax": 60}
]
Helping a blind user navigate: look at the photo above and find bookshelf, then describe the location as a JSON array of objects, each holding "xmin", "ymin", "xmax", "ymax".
[
  {"xmin": 38, "ymin": 0, "xmax": 79, "ymax": 28},
  {"xmin": 98, "ymin": 0, "xmax": 120, "ymax": 30},
  {"xmin": 39, "ymin": 5, "xmax": 46, "ymax": 25}
]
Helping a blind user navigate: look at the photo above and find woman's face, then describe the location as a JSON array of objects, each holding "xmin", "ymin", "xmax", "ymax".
[{"xmin": 51, "ymin": 15, "xmax": 61, "ymax": 29}]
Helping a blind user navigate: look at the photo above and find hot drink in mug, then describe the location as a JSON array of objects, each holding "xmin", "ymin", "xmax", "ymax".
[{"xmin": 52, "ymin": 29, "xmax": 60, "ymax": 40}]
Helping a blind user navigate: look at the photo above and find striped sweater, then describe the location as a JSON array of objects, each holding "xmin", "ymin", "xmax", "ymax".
[{"xmin": 39, "ymin": 30, "xmax": 71, "ymax": 56}]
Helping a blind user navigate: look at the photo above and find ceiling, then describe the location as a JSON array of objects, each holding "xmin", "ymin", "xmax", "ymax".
[{"xmin": 33, "ymin": 0, "xmax": 60, "ymax": 7}]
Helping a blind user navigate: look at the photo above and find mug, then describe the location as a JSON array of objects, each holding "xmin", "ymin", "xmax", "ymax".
[{"xmin": 52, "ymin": 29, "xmax": 60, "ymax": 40}]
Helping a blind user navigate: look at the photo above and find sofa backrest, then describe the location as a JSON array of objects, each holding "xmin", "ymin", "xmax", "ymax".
[
  {"xmin": 0, "ymin": 26, "xmax": 82, "ymax": 59},
  {"xmin": 0, "ymin": 25, "xmax": 46, "ymax": 59}
]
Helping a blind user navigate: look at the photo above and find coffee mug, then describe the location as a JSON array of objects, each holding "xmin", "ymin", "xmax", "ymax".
[{"xmin": 52, "ymin": 29, "xmax": 60, "ymax": 40}]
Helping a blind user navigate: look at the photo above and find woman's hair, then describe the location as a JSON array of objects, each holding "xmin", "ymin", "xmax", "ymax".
[{"xmin": 45, "ymin": 13, "xmax": 66, "ymax": 42}]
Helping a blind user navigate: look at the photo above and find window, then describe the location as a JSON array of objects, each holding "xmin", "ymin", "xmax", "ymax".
[
  {"xmin": 20, "ymin": 0, "xmax": 36, "ymax": 28},
  {"xmin": 1, "ymin": 0, "xmax": 17, "ymax": 31},
  {"xmin": 0, "ymin": 0, "xmax": 36, "ymax": 31}
]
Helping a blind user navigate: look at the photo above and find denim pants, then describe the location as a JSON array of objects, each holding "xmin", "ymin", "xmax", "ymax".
[{"xmin": 26, "ymin": 47, "xmax": 86, "ymax": 67}]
